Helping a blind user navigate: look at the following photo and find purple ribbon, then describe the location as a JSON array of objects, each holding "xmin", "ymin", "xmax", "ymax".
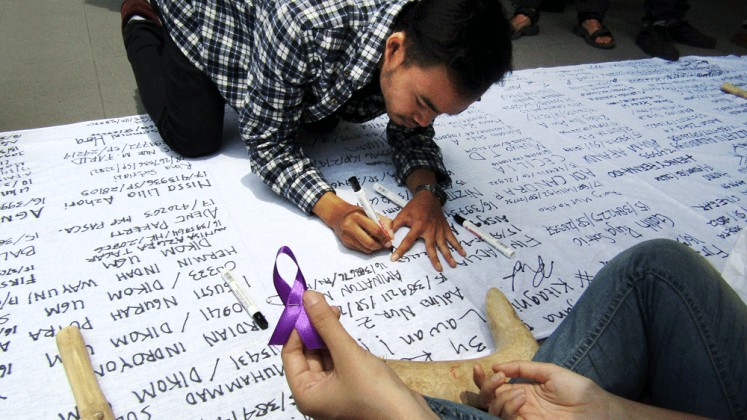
[{"xmin": 268, "ymin": 246, "xmax": 325, "ymax": 349}]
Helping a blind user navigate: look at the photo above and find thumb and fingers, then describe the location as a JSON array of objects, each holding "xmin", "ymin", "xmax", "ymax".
[
  {"xmin": 281, "ymin": 329, "xmax": 309, "ymax": 379},
  {"xmin": 495, "ymin": 361, "xmax": 555, "ymax": 384},
  {"xmin": 281, "ymin": 292, "xmax": 346, "ymax": 377},
  {"xmin": 339, "ymin": 209, "xmax": 393, "ymax": 252},
  {"xmin": 302, "ymin": 291, "xmax": 360, "ymax": 363},
  {"xmin": 391, "ymin": 205, "xmax": 465, "ymax": 271},
  {"xmin": 492, "ymin": 388, "xmax": 528, "ymax": 419},
  {"xmin": 473, "ymin": 364, "xmax": 508, "ymax": 410},
  {"xmin": 364, "ymin": 212, "xmax": 393, "ymax": 249},
  {"xmin": 282, "ymin": 291, "xmax": 355, "ymax": 415}
]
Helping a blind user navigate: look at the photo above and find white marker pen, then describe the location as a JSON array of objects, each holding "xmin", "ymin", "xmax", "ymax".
[
  {"xmin": 349, "ymin": 176, "xmax": 393, "ymax": 248},
  {"xmin": 453, "ymin": 214, "xmax": 516, "ymax": 259},
  {"xmin": 373, "ymin": 182, "xmax": 409, "ymax": 208},
  {"xmin": 221, "ymin": 269, "xmax": 269, "ymax": 329}
]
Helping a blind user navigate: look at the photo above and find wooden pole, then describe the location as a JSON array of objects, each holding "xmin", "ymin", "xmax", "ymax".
[{"xmin": 56, "ymin": 326, "xmax": 114, "ymax": 420}]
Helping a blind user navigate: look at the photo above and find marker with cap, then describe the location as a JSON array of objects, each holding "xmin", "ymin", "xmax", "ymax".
[
  {"xmin": 373, "ymin": 182, "xmax": 409, "ymax": 208},
  {"xmin": 221, "ymin": 269, "xmax": 269, "ymax": 329},
  {"xmin": 349, "ymin": 176, "xmax": 393, "ymax": 247},
  {"xmin": 453, "ymin": 214, "xmax": 515, "ymax": 259}
]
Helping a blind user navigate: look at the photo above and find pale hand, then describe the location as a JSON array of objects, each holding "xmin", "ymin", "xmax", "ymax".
[
  {"xmin": 281, "ymin": 291, "xmax": 437, "ymax": 419},
  {"xmin": 473, "ymin": 361, "xmax": 708, "ymax": 420}
]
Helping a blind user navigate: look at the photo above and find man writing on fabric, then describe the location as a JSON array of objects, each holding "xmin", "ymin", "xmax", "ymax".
[{"xmin": 121, "ymin": 0, "xmax": 513, "ymax": 271}]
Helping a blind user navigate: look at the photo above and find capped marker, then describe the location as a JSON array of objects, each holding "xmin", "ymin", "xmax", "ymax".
[
  {"xmin": 454, "ymin": 214, "xmax": 515, "ymax": 259},
  {"xmin": 373, "ymin": 182, "xmax": 409, "ymax": 208},
  {"xmin": 221, "ymin": 269, "xmax": 269, "ymax": 329}
]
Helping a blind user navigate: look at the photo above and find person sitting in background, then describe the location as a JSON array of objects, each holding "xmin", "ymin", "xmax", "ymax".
[
  {"xmin": 510, "ymin": 0, "xmax": 616, "ymax": 49},
  {"xmin": 635, "ymin": 0, "xmax": 716, "ymax": 61},
  {"xmin": 732, "ymin": 19, "xmax": 747, "ymax": 49},
  {"xmin": 282, "ymin": 239, "xmax": 747, "ymax": 419}
]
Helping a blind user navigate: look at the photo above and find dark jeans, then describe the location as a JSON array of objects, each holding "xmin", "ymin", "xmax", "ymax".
[
  {"xmin": 512, "ymin": 0, "xmax": 610, "ymax": 23},
  {"xmin": 123, "ymin": 20, "xmax": 225, "ymax": 157},
  {"xmin": 643, "ymin": 0, "xmax": 690, "ymax": 23},
  {"xmin": 425, "ymin": 239, "xmax": 747, "ymax": 419}
]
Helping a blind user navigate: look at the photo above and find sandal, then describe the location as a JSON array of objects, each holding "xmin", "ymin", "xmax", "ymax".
[
  {"xmin": 511, "ymin": 8, "xmax": 539, "ymax": 40},
  {"xmin": 572, "ymin": 20, "xmax": 616, "ymax": 49}
]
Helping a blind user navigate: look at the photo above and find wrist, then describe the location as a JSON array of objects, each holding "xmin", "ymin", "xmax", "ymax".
[
  {"xmin": 312, "ymin": 191, "xmax": 345, "ymax": 227},
  {"xmin": 414, "ymin": 183, "xmax": 447, "ymax": 206},
  {"xmin": 368, "ymin": 389, "xmax": 437, "ymax": 419}
]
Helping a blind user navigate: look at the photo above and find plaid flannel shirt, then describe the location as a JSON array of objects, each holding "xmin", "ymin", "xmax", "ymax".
[{"xmin": 158, "ymin": 0, "xmax": 450, "ymax": 214}]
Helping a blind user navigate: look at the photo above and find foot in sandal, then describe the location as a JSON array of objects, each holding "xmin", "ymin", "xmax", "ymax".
[{"xmin": 573, "ymin": 18, "xmax": 616, "ymax": 49}]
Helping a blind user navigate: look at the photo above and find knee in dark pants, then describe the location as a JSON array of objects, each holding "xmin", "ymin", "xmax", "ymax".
[
  {"xmin": 160, "ymin": 117, "xmax": 224, "ymax": 158},
  {"xmin": 159, "ymin": 96, "xmax": 226, "ymax": 157}
]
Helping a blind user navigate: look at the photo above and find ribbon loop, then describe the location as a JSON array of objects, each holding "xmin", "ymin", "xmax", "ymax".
[{"xmin": 268, "ymin": 246, "xmax": 325, "ymax": 349}]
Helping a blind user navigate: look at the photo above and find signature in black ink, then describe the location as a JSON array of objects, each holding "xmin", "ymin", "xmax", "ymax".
[{"xmin": 502, "ymin": 255, "xmax": 554, "ymax": 291}]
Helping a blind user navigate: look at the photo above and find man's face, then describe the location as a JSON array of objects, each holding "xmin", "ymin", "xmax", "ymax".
[{"xmin": 379, "ymin": 33, "xmax": 478, "ymax": 128}]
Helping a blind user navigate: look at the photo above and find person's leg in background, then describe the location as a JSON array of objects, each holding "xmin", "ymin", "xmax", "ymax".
[
  {"xmin": 532, "ymin": 239, "xmax": 747, "ymax": 419},
  {"xmin": 635, "ymin": 0, "xmax": 716, "ymax": 61},
  {"xmin": 121, "ymin": 0, "xmax": 225, "ymax": 157},
  {"xmin": 573, "ymin": 0, "xmax": 615, "ymax": 49},
  {"xmin": 510, "ymin": 0, "xmax": 542, "ymax": 39}
]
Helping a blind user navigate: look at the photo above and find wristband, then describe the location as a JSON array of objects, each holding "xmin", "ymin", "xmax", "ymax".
[{"xmin": 415, "ymin": 184, "xmax": 447, "ymax": 206}]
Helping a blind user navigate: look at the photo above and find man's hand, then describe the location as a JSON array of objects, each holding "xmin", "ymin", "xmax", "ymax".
[
  {"xmin": 281, "ymin": 291, "xmax": 437, "ymax": 419},
  {"xmin": 390, "ymin": 190, "xmax": 464, "ymax": 271},
  {"xmin": 390, "ymin": 169, "xmax": 466, "ymax": 272},
  {"xmin": 313, "ymin": 191, "xmax": 393, "ymax": 253}
]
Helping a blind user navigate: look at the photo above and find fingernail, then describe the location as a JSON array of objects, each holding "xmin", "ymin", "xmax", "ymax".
[
  {"xmin": 390, "ymin": 253, "xmax": 399, "ymax": 262},
  {"xmin": 491, "ymin": 372, "xmax": 505, "ymax": 383},
  {"xmin": 303, "ymin": 290, "xmax": 322, "ymax": 307},
  {"xmin": 385, "ymin": 241, "xmax": 392, "ymax": 248}
]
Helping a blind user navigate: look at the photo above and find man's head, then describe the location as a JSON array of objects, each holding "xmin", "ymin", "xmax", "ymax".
[{"xmin": 379, "ymin": 0, "xmax": 513, "ymax": 127}]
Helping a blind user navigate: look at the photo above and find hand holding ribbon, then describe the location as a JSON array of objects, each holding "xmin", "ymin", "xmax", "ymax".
[{"xmin": 268, "ymin": 246, "xmax": 325, "ymax": 349}]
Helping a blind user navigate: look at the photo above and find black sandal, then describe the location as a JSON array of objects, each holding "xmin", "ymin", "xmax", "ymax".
[
  {"xmin": 572, "ymin": 20, "xmax": 616, "ymax": 49},
  {"xmin": 511, "ymin": 8, "xmax": 539, "ymax": 40}
]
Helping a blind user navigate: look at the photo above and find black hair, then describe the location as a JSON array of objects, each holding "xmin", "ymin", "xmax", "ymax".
[{"xmin": 393, "ymin": 0, "xmax": 513, "ymax": 97}]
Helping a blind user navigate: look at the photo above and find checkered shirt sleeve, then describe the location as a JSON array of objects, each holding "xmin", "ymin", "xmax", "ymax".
[
  {"xmin": 386, "ymin": 122, "xmax": 450, "ymax": 188},
  {"xmin": 158, "ymin": 0, "xmax": 450, "ymax": 213}
]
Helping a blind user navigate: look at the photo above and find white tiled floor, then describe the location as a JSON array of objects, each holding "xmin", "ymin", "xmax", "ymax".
[{"xmin": 1, "ymin": 0, "xmax": 745, "ymax": 132}]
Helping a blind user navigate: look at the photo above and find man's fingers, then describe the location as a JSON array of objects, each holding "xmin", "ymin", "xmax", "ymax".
[
  {"xmin": 390, "ymin": 211, "xmax": 410, "ymax": 231},
  {"xmin": 391, "ymin": 232, "xmax": 417, "ymax": 262},
  {"xmin": 436, "ymin": 237, "xmax": 456, "ymax": 268},
  {"xmin": 340, "ymin": 223, "xmax": 381, "ymax": 253},
  {"xmin": 352, "ymin": 213, "xmax": 391, "ymax": 250},
  {"xmin": 425, "ymin": 240, "xmax": 443, "ymax": 272},
  {"xmin": 378, "ymin": 213, "xmax": 395, "ymax": 238},
  {"xmin": 447, "ymin": 230, "xmax": 467, "ymax": 257},
  {"xmin": 338, "ymin": 210, "xmax": 390, "ymax": 252}
]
